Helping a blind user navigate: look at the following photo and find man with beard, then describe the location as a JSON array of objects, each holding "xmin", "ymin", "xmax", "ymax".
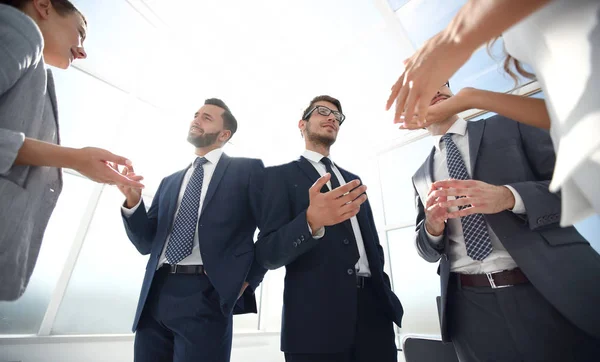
[
  {"xmin": 410, "ymin": 83, "xmax": 600, "ymax": 361},
  {"xmin": 255, "ymin": 95, "xmax": 404, "ymax": 362},
  {"xmin": 115, "ymin": 98, "xmax": 267, "ymax": 362}
]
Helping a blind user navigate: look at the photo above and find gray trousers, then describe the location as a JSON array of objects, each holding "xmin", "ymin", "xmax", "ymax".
[{"xmin": 447, "ymin": 276, "xmax": 599, "ymax": 362}]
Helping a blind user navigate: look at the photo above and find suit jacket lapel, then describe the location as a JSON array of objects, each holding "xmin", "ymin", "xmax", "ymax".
[
  {"xmin": 334, "ymin": 165, "xmax": 362, "ymax": 237},
  {"xmin": 295, "ymin": 156, "xmax": 329, "ymax": 193},
  {"xmin": 46, "ymin": 69, "xmax": 60, "ymax": 144},
  {"xmin": 413, "ymin": 147, "xmax": 435, "ymax": 205},
  {"xmin": 467, "ymin": 120, "xmax": 485, "ymax": 178},
  {"xmin": 166, "ymin": 168, "xmax": 188, "ymax": 227},
  {"xmin": 200, "ymin": 153, "xmax": 231, "ymax": 215}
]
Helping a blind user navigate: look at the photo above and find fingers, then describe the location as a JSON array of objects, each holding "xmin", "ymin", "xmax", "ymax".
[
  {"xmin": 447, "ymin": 206, "xmax": 478, "ymax": 219},
  {"xmin": 432, "ymin": 179, "xmax": 478, "ymax": 190},
  {"xmin": 431, "ymin": 187, "xmax": 474, "ymax": 199},
  {"xmin": 111, "ymin": 173, "xmax": 145, "ymax": 189},
  {"xmin": 393, "ymin": 84, "xmax": 410, "ymax": 124},
  {"xmin": 328, "ymin": 179, "xmax": 361, "ymax": 199},
  {"xmin": 426, "ymin": 185, "xmax": 448, "ymax": 207},
  {"xmin": 101, "ymin": 150, "xmax": 133, "ymax": 167},
  {"xmin": 415, "ymin": 97, "xmax": 429, "ymax": 126},
  {"xmin": 402, "ymin": 81, "xmax": 419, "ymax": 124},
  {"xmin": 335, "ymin": 184, "xmax": 367, "ymax": 206},
  {"xmin": 339, "ymin": 191, "xmax": 368, "ymax": 209},
  {"xmin": 386, "ymin": 76, "xmax": 404, "ymax": 111},
  {"xmin": 338, "ymin": 194, "xmax": 367, "ymax": 220},
  {"xmin": 108, "ymin": 162, "xmax": 119, "ymax": 172},
  {"xmin": 127, "ymin": 174, "xmax": 144, "ymax": 182},
  {"xmin": 440, "ymin": 197, "xmax": 477, "ymax": 209},
  {"xmin": 310, "ymin": 173, "xmax": 332, "ymax": 196},
  {"xmin": 425, "ymin": 203, "xmax": 448, "ymax": 224}
]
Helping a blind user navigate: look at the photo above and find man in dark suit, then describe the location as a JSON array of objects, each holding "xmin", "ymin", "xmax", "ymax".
[
  {"xmin": 412, "ymin": 83, "xmax": 600, "ymax": 361},
  {"xmin": 116, "ymin": 98, "xmax": 266, "ymax": 362},
  {"xmin": 255, "ymin": 95, "xmax": 403, "ymax": 362}
]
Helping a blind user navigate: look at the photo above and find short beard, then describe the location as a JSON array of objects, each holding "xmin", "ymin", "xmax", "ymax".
[
  {"xmin": 187, "ymin": 131, "xmax": 220, "ymax": 148},
  {"xmin": 305, "ymin": 122, "xmax": 336, "ymax": 148}
]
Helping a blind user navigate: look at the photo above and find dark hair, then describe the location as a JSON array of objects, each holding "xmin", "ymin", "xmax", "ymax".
[
  {"xmin": 302, "ymin": 95, "xmax": 343, "ymax": 120},
  {"xmin": 487, "ymin": 37, "xmax": 535, "ymax": 85},
  {"xmin": 204, "ymin": 98, "xmax": 238, "ymax": 140},
  {"xmin": 1, "ymin": 0, "xmax": 87, "ymax": 26}
]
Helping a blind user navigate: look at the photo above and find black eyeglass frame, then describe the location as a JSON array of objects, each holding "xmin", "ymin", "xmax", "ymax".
[{"xmin": 302, "ymin": 105, "xmax": 346, "ymax": 125}]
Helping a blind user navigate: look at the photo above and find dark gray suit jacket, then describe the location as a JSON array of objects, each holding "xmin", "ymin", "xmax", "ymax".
[
  {"xmin": 412, "ymin": 115, "xmax": 600, "ymax": 342},
  {"xmin": 0, "ymin": 5, "xmax": 62, "ymax": 300}
]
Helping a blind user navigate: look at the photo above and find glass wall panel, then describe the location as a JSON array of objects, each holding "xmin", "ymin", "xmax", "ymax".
[
  {"xmin": 0, "ymin": 175, "xmax": 96, "ymax": 334},
  {"xmin": 51, "ymin": 187, "xmax": 149, "ymax": 334},
  {"xmin": 52, "ymin": 68, "xmax": 128, "ymax": 151},
  {"xmin": 379, "ymin": 136, "xmax": 433, "ymax": 226},
  {"xmin": 387, "ymin": 227, "xmax": 440, "ymax": 337}
]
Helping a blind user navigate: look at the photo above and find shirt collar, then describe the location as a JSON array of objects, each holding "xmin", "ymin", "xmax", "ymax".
[
  {"xmin": 192, "ymin": 148, "xmax": 223, "ymax": 169},
  {"xmin": 432, "ymin": 117, "xmax": 468, "ymax": 152},
  {"xmin": 302, "ymin": 149, "xmax": 334, "ymax": 167}
]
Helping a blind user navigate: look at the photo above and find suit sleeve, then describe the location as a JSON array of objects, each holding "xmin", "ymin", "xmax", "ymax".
[
  {"xmin": 255, "ymin": 166, "xmax": 322, "ymax": 270},
  {"xmin": 0, "ymin": 6, "xmax": 44, "ymax": 174},
  {"xmin": 244, "ymin": 160, "xmax": 268, "ymax": 290},
  {"xmin": 121, "ymin": 179, "xmax": 164, "ymax": 255},
  {"xmin": 413, "ymin": 181, "xmax": 446, "ymax": 263},
  {"xmin": 506, "ymin": 122, "xmax": 561, "ymax": 229}
]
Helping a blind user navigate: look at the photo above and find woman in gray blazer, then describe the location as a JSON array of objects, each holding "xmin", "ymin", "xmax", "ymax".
[{"xmin": 0, "ymin": 0, "xmax": 143, "ymax": 300}]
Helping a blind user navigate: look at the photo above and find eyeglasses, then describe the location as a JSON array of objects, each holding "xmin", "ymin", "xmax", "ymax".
[
  {"xmin": 303, "ymin": 105, "xmax": 346, "ymax": 125},
  {"xmin": 443, "ymin": 81, "xmax": 450, "ymax": 88}
]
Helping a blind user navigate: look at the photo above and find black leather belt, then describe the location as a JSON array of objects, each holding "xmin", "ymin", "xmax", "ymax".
[
  {"xmin": 160, "ymin": 264, "xmax": 205, "ymax": 275},
  {"xmin": 356, "ymin": 275, "xmax": 370, "ymax": 289},
  {"xmin": 455, "ymin": 268, "xmax": 528, "ymax": 289}
]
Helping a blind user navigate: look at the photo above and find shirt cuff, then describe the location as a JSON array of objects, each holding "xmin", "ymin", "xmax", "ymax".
[
  {"xmin": 425, "ymin": 225, "xmax": 444, "ymax": 245},
  {"xmin": 121, "ymin": 198, "xmax": 142, "ymax": 217},
  {"xmin": 307, "ymin": 223, "xmax": 325, "ymax": 239},
  {"xmin": 505, "ymin": 185, "xmax": 526, "ymax": 214}
]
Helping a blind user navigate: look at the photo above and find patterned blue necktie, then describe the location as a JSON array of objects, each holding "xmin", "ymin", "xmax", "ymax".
[
  {"xmin": 165, "ymin": 157, "xmax": 208, "ymax": 264},
  {"xmin": 442, "ymin": 134, "xmax": 492, "ymax": 261}
]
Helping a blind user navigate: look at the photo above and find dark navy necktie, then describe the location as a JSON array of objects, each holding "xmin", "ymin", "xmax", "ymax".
[
  {"xmin": 442, "ymin": 134, "xmax": 492, "ymax": 261},
  {"xmin": 166, "ymin": 157, "xmax": 208, "ymax": 264},
  {"xmin": 320, "ymin": 157, "xmax": 340, "ymax": 189}
]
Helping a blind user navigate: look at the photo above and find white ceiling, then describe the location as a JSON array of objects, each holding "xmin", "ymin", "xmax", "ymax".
[{"xmin": 67, "ymin": 0, "xmax": 415, "ymax": 179}]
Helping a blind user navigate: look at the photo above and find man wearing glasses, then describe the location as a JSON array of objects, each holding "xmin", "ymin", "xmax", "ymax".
[{"xmin": 255, "ymin": 95, "xmax": 403, "ymax": 362}]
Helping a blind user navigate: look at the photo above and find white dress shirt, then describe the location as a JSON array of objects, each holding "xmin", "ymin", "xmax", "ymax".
[
  {"xmin": 426, "ymin": 118, "xmax": 524, "ymax": 274},
  {"xmin": 122, "ymin": 148, "xmax": 223, "ymax": 268},
  {"xmin": 303, "ymin": 150, "xmax": 371, "ymax": 277}
]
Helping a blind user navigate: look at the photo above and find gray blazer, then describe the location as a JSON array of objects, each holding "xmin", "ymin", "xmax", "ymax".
[
  {"xmin": 412, "ymin": 115, "xmax": 600, "ymax": 342},
  {"xmin": 0, "ymin": 4, "xmax": 62, "ymax": 300}
]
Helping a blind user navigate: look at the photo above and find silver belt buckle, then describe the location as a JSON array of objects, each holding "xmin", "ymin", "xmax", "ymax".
[{"xmin": 485, "ymin": 271, "xmax": 512, "ymax": 289}]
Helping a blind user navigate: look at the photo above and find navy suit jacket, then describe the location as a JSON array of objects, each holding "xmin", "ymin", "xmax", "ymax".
[
  {"xmin": 412, "ymin": 115, "xmax": 600, "ymax": 342},
  {"xmin": 255, "ymin": 156, "xmax": 403, "ymax": 354},
  {"xmin": 122, "ymin": 154, "xmax": 267, "ymax": 331}
]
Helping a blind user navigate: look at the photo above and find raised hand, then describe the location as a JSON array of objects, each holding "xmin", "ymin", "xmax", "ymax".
[
  {"xmin": 72, "ymin": 147, "xmax": 145, "ymax": 189},
  {"xmin": 431, "ymin": 179, "xmax": 515, "ymax": 218},
  {"xmin": 424, "ymin": 183, "xmax": 449, "ymax": 236},
  {"xmin": 306, "ymin": 173, "xmax": 367, "ymax": 233},
  {"xmin": 386, "ymin": 32, "xmax": 472, "ymax": 126},
  {"xmin": 398, "ymin": 87, "xmax": 474, "ymax": 130},
  {"xmin": 109, "ymin": 162, "xmax": 143, "ymax": 208}
]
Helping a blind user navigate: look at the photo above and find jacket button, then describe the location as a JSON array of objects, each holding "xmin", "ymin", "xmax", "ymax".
[
  {"xmin": 296, "ymin": 238, "xmax": 302, "ymax": 245},
  {"xmin": 537, "ymin": 217, "xmax": 543, "ymax": 224},
  {"xmin": 300, "ymin": 235, "xmax": 305, "ymax": 242},
  {"xmin": 347, "ymin": 269, "xmax": 354, "ymax": 275},
  {"xmin": 343, "ymin": 239, "xmax": 350, "ymax": 245},
  {"xmin": 293, "ymin": 242, "xmax": 298, "ymax": 248}
]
